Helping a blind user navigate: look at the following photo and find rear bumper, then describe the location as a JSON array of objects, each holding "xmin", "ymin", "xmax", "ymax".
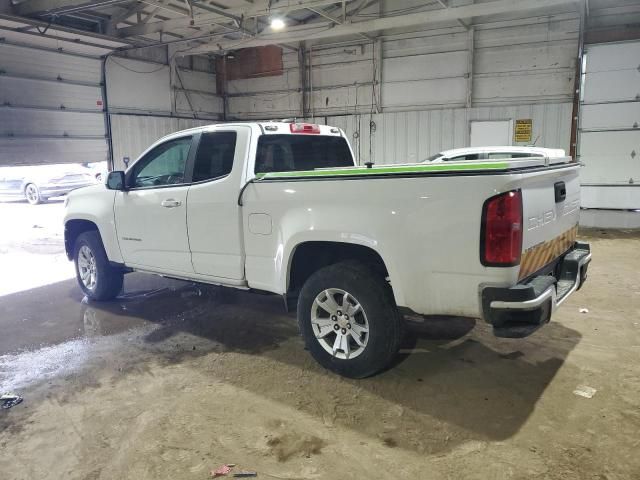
[{"xmin": 481, "ymin": 242, "xmax": 591, "ymax": 337}]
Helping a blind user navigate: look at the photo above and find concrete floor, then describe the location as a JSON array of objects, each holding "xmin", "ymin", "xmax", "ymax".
[{"xmin": 1, "ymin": 203, "xmax": 639, "ymax": 479}]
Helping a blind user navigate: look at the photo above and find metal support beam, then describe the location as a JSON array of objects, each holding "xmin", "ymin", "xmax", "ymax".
[
  {"xmin": 435, "ymin": 0, "xmax": 470, "ymax": 30},
  {"xmin": 375, "ymin": 37, "xmax": 381, "ymax": 113},
  {"xmin": 107, "ymin": 1, "xmax": 146, "ymax": 33},
  {"xmin": 466, "ymin": 26, "xmax": 474, "ymax": 108},
  {"xmin": 16, "ymin": 0, "xmax": 130, "ymax": 16},
  {"xmin": 139, "ymin": 0, "xmax": 189, "ymax": 17},
  {"xmin": 298, "ymin": 41, "xmax": 307, "ymax": 118},
  {"xmin": 307, "ymin": 5, "xmax": 372, "ymax": 40},
  {"xmin": 116, "ymin": 0, "xmax": 344, "ymax": 38},
  {"xmin": 182, "ymin": 0, "xmax": 580, "ymax": 55}
]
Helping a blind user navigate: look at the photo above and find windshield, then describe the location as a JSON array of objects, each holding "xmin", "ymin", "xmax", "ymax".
[{"xmin": 255, "ymin": 135, "xmax": 354, "ymax": 173}]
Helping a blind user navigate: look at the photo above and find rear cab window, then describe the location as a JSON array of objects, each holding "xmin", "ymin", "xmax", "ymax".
[{"xmin": 255, "ymin": 134, "xmax": 354, "ymax": 174}]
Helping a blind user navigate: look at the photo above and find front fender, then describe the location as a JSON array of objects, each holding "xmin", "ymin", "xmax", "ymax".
[{"xmin": 64, "ymin": 185, "xmax": 123, "ymax": 263}]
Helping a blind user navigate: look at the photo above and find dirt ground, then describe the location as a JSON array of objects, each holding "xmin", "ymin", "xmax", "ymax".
[{"xmin": 1, "ymin": 209, "xmax": 639, "ymax": 478}]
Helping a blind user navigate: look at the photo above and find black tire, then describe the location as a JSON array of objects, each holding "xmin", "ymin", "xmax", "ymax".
[
  {"xmin": 24, "ymin": 183, "xmax": 45, "ymax": 205},
  {"xmin": 297, "ymin": 261, "xmax": 404, "ymax": 378},
  {"xmin": 73, "ymin": 230, "xmax": 123, "ymax": 301}
]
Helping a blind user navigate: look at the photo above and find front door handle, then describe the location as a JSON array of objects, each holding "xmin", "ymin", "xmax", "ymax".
[{"xmin": 161, "ymin": 199, "xmax": 182, "ymax": 208}]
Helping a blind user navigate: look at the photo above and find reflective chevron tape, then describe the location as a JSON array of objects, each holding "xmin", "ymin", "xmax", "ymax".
[{"xmin": 518, "ymin": 225, "xmax": 579, "ymax": 280}]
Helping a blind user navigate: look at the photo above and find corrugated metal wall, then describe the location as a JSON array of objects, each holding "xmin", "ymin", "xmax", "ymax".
[
  {"xmin": 106, "ymin": 56, "xmax": 221, "ymax": 119},
  {"xmin": 0, "ymin": 18, "xmax": 121, "ymax": 166},
  {"xmin": 0, "ymin": 18, "xmax": 220, "ymax": 168},
  {"xmin": 325, "ymin": 103, "xmax": 573, "ymax": 165},
  {"xmin": 106, "ymin": 53, "xmax": 222, "ymax": 170},
  {"xmin": 227, "ymin": 12, "xmax": 579, "ymax": 119},
  {"xmin": 224, "ymin": 8, "xmax": 579, "ymax": 164},
  {"xmin": 579, "ymin": 41, "xmax": 640, "ymax": 209}
]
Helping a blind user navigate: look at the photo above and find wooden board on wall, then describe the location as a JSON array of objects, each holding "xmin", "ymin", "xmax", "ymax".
[{"xmin": 216, "ymin": 45, "xmax": 283, "ymax": 84}]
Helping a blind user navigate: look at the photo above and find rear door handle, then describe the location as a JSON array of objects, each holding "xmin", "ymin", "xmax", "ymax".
[{"xmin": 161, "ymin": 199, "xmax": 182, "ymax": 208}]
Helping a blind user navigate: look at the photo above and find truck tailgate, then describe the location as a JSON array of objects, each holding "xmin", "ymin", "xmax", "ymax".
[{"xmin": 519, "ymin": 163, "xmax": 581, "ymax": 280}]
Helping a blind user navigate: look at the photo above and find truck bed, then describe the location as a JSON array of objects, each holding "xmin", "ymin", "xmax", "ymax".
[{"xmin": 243, "ymin": 156, "xmax": 581, "ymax": 319}]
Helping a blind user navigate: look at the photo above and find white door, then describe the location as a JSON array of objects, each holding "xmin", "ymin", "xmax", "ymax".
[
  {"xmin": 579, "ymin": 41, "xmax": 640, "ymax": 209},
  {"xmin": 470, "ymin": 120, "xmax": 513, "ymax": 147},
  {"xmin": 114, "ymin": 135, "xmax": 194, "ymax": 273},
  {"xmin": 186, "ymin": 127, "xmax": 250, "ymax": 280}
]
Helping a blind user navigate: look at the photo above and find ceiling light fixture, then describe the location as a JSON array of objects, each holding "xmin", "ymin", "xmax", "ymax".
[{"xmin": 270, "ymin": 17, "xmax": 286, "ymax": 30}]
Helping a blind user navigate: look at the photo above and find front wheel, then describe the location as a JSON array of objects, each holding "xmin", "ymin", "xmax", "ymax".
[
  {"xmin": 24, "ymin": 183, "xmax": 45, "ymax": 205},
  {"xmin": 297, "ymin": 261, "xmax": 403, "ymax": 378},
  {"xmin": 74, "ymin": 230, "xmax": 123, "ymax": 301}
]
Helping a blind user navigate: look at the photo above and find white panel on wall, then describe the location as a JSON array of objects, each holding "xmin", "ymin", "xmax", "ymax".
[
  {"xmin": 229, "ymin": 91, "xmax": 303, "ymax": 119},
  {"xmin": 0, "ymin": 138, "xmax": 107, "ymax": 165},
  {"xmin": 176, "ymin": 91, "xmax": 223, "ymax": 117},
  {"xmin": 579, "ymin": 41, "xmax": 640, "ymax": 210},
  {"xmin": 585, "ymin": 41, "xmax": 640, "ymax": 72},
  {"xmin": 581, "ymin": 103, "xmax": 640, "ymax": 131},
  {"xmin": 474, "ymin": 43, "xmax": 577, "ymax": 75},
  {"xmin": 582, "ymin": 69, "xmax": 640, "ymax": 103},
  {"xmin": 470, "ymin": 120, "xmax": 513, "ymax": 147},
  {"xmin": 228, "ymin": 69, "xmax": 300, "ymax": 94},
  {"xmin": 312, "ymin": 61, "xmax": 372, "ymax": 88},
  {"xmin": 382, "ymin": 77, "xmax": 468, "ymax": 109},
  {"xmin": 0, "ymin": 108, "xmax": 105, "ymax": 137},
  {"xmin": 474, "ymin": 72, "xmax": 574, "ymax": 104},
  {"xmin": 106, "ymin": 57, "xmax": 171, "ymax": 113},
  {"xmin": 0, "ymin": 30, "xmax": 108, "ymax": 166},
  {"xmin": 177, "ymin": 69, "xmax": 217, "ymax": 94},
  {"xmin": 383, "ymin": 50, "xmax": 468, "ymax": 82},
  {"xmin": 580, "ymin": 131, "xmax": 640, "ymax": 184},
  {"xmin": 0, "ymin": 43, "xmax": 102, "ymax": 84},
  {"xmin": 0, "ymin": 76, "xmax": 102, "ymax": 110}
]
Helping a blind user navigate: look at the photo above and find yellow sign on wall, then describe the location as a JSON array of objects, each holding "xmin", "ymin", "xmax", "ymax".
[{"xmin": 515, "ymin": 119, "xmax": 533, "ymax": 143}]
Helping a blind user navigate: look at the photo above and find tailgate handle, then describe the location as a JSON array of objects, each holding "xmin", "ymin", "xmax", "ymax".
[{"xmin": 554, "ymin": 182, "xmax": 566, "ymax": 203}]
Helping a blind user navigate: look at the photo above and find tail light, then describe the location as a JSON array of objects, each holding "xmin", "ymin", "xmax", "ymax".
[
  {"xmin": 481, "ymin": 190, "xmax": 523, "ymax": 266},
  {"xmin": 290, "ymin": 123, "xmax": 320, "ymax": 134}
]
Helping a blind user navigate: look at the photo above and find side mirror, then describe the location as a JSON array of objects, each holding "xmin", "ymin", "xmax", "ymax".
[{"xmin": 106, "ymin": 171, "xmax": 126, "ymax": 191}]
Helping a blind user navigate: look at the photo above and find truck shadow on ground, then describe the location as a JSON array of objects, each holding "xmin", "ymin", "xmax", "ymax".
[
  {"xmin": 0, "ymin": 275, "xmax": 582, "ymax": 454},
  {"xmin": 84, "ymin": 280, "xmax": 581, "ymax": 451}
]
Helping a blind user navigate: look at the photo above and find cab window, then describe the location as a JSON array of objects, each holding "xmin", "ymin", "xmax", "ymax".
[
  {"xmin": 192, "ymin": 132, "xmax": 237, "ymax": 182},
  {"xmin": 255, "ymin": 135, "xmax": 353, "ymax": 173},
  {"xmin": 131, "ymin": 137, "xmax": 192, "ymax": 188}
]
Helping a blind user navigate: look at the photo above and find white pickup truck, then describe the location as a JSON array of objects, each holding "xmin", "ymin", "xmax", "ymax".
[{"xmin": 64, "ymin": 122, "xmax": 591, "ymax": 378}]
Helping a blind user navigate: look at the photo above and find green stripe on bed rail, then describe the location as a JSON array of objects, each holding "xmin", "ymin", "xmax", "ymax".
[{"xmin": 255, "ymin": 162, "xmax": 511, "ymax": 179}]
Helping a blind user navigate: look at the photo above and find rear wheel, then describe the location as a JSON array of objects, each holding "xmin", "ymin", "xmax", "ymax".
[
  {"xmin": 74, "ymin": 230, "xmax": 123, "ymax": 301},
  {"xmin": 297, "ymin": 261, "xmax": 403, "ymax": 378},
  {"xmin": 24, "ymin": 183, "xmax": 45, "ymax": 205}
]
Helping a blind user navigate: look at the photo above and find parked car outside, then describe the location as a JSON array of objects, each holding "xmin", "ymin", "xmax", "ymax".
[
  {"xmin": 82, "ymin": 161, "xmax": 109, "ymax": 183},
  {"xmin": 423, "ymin": 146, "xmax": 566, "ymax": 163},
  {"xmin": 0, "ymin": 164, "xmax": 98, "ymax": 204}
]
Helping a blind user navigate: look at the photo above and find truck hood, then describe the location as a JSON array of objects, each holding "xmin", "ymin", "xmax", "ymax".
[{"xmin": 68, "ymin": 183, "xmax": 105, "ymax": 198}]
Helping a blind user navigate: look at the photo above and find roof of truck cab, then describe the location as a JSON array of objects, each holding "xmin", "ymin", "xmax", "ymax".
[{"xmin": 155, "ymin": 122, "xmax": 344, "ymax": 143}]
